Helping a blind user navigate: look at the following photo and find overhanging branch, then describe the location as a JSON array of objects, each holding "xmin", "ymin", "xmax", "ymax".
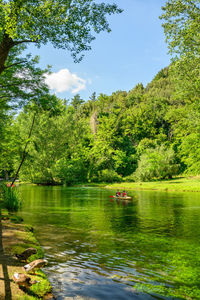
[
  {"xmin": 14, "ymin": 39, "xmax": 38, "ymax": 45},
  {"xmin": 4, "ymin": 60, "xmax": 27, "ymax": 70}
]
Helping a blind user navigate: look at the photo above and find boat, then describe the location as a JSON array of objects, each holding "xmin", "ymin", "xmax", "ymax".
[{"xmin": 112, "ymin": 196, "xmax": 133, "ymax": 200}]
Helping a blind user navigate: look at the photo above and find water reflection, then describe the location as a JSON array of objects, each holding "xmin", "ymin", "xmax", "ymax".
[{"xmin": 17, "ymin": 185, "xmax": 200, "ymax": 299}]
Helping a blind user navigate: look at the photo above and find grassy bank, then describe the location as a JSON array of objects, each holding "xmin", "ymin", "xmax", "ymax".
[
  {"xmin": 105, "ymin": 176, "xmax": 200, "ymax": 192},
  {"xmin": 0, "ymin": 206, "xmax": 52, "ymax": 299},
  {"xmin": 3, "ymin": 176, "xmax": 200, "ymax": 194}
]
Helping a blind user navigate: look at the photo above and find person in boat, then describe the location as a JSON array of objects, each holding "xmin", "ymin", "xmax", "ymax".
[
  {"xmin": 116, "ymin": 190, "xmax": 121, "ymax": 197},
  {"xmin": 122, "ymin": 190, "xmax": 127, "ymax": 197}
]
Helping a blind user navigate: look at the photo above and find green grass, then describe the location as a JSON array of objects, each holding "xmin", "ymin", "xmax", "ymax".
[
  {"xmin": 30, "ymin": 270, "xmax": 52, "ymax": 298},
  {"xmin": 2, "ymin": 184, "xmax": 21, "ymax": 211},
  {"xmin": 74, "ymin": 182, "xmax": 109, "ymax": 187},
  {"xmin": 12, "ymin": 230, "xmax": 45, "ymax": 263},
  {"xmin": 9, "ymin": 223, "xmax": 52, "ymax": 299},
  {"xmin": 105, "ymin": 176, "xmax": 200, "ymax": 192},
  {"xmin": 14, "ymin": 270, "xmax": 51, "ymax": 300}
]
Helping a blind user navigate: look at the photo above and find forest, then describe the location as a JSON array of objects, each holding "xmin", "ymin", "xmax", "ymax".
[{"xmin": 0, "ymin": 0, "xmax": 200, "ymax": 185}]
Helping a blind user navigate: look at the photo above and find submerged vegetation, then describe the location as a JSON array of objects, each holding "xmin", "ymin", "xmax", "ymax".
[{"xmin": 15, "ymin": 185, "xmax": 200, "ymax": 300}]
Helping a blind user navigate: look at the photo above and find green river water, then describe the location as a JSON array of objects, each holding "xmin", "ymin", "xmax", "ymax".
[{"xmin": 17, "ymin": 185, "xmax": 200, "ymax": 299}]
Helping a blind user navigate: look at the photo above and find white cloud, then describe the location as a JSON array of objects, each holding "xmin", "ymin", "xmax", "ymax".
[{"xmin": 45, "ymin": 69, "xmax": 86, "ymax": 94}]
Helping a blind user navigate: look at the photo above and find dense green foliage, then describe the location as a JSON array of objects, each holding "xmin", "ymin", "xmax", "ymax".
[
  {"xmin": 160, "ymin": 0, "xmax": 200, "ymax": 99},
  {"xmin": 134, "ymin": 146, "xmax": 178, "ymax": 181},
  {"xmin": 1, "ymin": 61, "xmax": 200, "ymax": 184},
  {"xmin": 0, "ymin": 0, "xmax": 200, "ymax": 184},
  {"xmin": 0, "ymin": 0, "xmax": 122, "ymax": 183},
  {"xmin": 0, "ymin": 0, "xmax": 122, "ymax": 75},
  {"xmin": 161, "ymin": 0, "xmax": 200, "ymax": 57},
  {"xmin": 0, "ymin": 65, "xmax": 189, "ymax": 183}
]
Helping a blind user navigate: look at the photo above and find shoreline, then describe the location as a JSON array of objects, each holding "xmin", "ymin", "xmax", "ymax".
[
  {"xmin": 76, "ymin": 176, "xmax": 200, "ymax": 193},
  {"xmin": 104, "ymin": 177, "xmax": 200, "ymax": 193},
  {"xmin": 5, "ymin": 175, "xmax": 200, "ymax": 193},
  {"xmin": 16, "ymin": 176, "xmax": 200, "ymax": 193},
  {"xmin": 0, "ymin": 207, "xmax": 53, "ymax": 300}
]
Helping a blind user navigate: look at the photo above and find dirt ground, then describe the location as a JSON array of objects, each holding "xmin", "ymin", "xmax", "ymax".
[{"xmin": 0, "ymin": 220, "xmax": 28, "ymax": 299}]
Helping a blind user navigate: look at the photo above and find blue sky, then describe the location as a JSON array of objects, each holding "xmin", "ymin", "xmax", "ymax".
[{"xmin": 26, "ymin": 0, "xmax": 170, "ymax": 101}]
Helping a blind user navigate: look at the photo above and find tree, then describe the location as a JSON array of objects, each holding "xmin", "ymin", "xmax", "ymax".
[
  {"xmin": 160, "ymin": 0, "xmax": 200, "ymax": 98},
  {"xmin": 134, "ymin": 146, "xmax": 179, "ymax": 181},
  {"xmin": 14, "ymin": 99, "xmax": 92, "ymax": 184},
  {"xmin": 0, "ymin": 113, "xmax": 16, "ymax": 179},
  {"xmin": 89, "ymin": 92, "xmax": 97, "ymax": 102},
  {"xmin": 71, "ymin": 94, "xmax": 84, "ymax": 110},
  {"xmin": 13, "ymin": 100, "xmax": 68, "ymax": 184},
  {"xmin": 0, "ymin": 0, "xmax": 122, "ymax": 75},
  {"xmin": 0, "ymin": 43, "xmax": 63, "ymax": 177},
  {"xmin": 0, "ymin": 46, "xmax": 52, "ymax": 110},
  {"xmin": 160, "ymin": 0, "xmax": 200, "ymax": 57}
]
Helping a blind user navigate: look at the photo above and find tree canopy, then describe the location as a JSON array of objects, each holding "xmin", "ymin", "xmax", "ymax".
[
  {"xmin": 160, "ymin": 0, "xmax": 200, "ymax": 99},
  {"xmin": 0, "ymin": 0, "xmax": 122, "ymax": 74},
  {"xmin": 160, "ymin": 0, "xmax": 200, "ymax": 57}
]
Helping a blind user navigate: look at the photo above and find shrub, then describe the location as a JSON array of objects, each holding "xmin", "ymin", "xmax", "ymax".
[
  {"xmin": 134, "ymin": 146, "xmax": 179, "ymax": 181},
  {"xmin": 124, "ymin": 173, "xmax": 136, "ymax": 182},
  {"xmin": 53, "ymin": 158, "xmax": 88, "ymax": 185},
  {"xmin": 2, "ymin": 184, "xmax": 21, "ymax": 211},
  {"xmin": 179, "ymin": 133, "xmax": 200, "ymax": 175},
  {"xmin": 97, "ymin": 169, "xmax": 123, "ymax": 183}
]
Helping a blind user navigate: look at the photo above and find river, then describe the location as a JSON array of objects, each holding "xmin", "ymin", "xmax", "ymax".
[{"xmin": 17, "ymin": 185, "xmax": 200, "ymax": 299}]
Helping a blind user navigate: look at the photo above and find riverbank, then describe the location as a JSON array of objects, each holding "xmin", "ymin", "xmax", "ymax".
[
  {"xmin": 0, "ymin": 208, "xmax": 52, "ymax": 300},
  {"xmin": 4, "ymin": 175, "xmax": 200, "ymax": 194},
  {"xmin": 105, "ymin": 176, "xmax": 200, "ymax": 192}
]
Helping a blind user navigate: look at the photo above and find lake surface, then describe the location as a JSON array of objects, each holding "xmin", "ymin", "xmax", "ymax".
[{"xmin": 17, "ymin": 185, "xmax": 200, "ymax": 299}]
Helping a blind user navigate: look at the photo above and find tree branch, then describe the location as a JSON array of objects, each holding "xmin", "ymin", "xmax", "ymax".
[
  {"xmin": 14, "ymin": 39, "xmax": 38, "ymax": 46},
  {"xmin": 4, "ymin": 60, "xmax": 27, "ymax": 70},
  {"xmin": 11, "ymin": 112, "xmax": 37, "ymax": 186}
]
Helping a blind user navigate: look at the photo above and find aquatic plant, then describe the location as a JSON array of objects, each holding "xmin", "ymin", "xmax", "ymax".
[{"xmin": 2, "ymin": 184, "xmax": 21, "ymax": 211}]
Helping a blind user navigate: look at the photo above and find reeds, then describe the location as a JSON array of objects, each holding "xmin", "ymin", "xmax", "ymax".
[{"xmin": 2, "ymin": 184, "xmax": 21, "ymax": 211}]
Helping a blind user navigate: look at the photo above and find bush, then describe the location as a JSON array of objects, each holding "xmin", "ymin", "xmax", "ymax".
[
  {"xmin": 134, "ymin": 146, "xmax": 179, "ymax": 181},
  {"xmin": 124, "ymin": 173, "xmax": 136, "ymax": 182},
  {"xmin": 2, "ymin": 184, "xmax": 21, "ymax": 211},
  {"xmin": 53, "ymin": 158, "xmax": 88, "ymax": 185},
  {"xmin": 97, "ymin": 169, "xmax": 123, "ymax": 183},
  {"xmin": 179, "ymin": 133, "xmax": 200, "ymax": 175}
]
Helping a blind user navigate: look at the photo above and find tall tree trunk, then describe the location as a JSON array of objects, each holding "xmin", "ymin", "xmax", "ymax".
[
  {"xmin": 0, "ymin": 34, "xmax": 15, "ymax": 75},
  {"xmin": 11, "ymin": 113, "xmax": 37, "ymax": 186}
]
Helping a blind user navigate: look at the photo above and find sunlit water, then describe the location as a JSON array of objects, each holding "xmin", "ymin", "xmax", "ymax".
[{"xmin": 17, "ymin": 185, "xmax": 200, "ymax": 299}]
